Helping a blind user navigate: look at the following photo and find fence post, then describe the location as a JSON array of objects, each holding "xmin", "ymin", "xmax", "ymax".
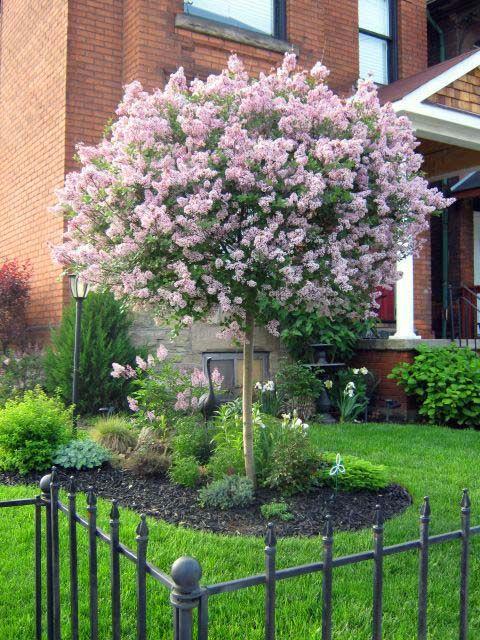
[
  {"xmin": 460, "ymin": 489, "xmax": 471, "ymax": 640},
  {"xmin": 110, "ymin": 500, "xmax": 121, "ymax": 640},
  {"xmin": 265, "ymin": 523, "xmax": 277, "ymax": 640},
  {"xmin": 87, "ymin": 487, "xmax": 99, "ymax": 640},
  {"xmin": 40, "ymin": 472, "xmax": 54, "ymax": 640},
  {"xmin": 372, "ymin": 504, "xmax": 384, "ymax": 640},
  {"xmin": 50, "ymin": 468, "xmax": 62, "ymax": 640},
  {"xmin": 322, "ymin": 515, "xmax": 334, "ymax": 640},
  {"xmin": 34, "ymin": 495, "xmax": 42, "ymax": 640},
  {"xmin": 68, "ymin": 477, "xmax": 79, "ymax": 640},
  {"xmin": 418, "ymin": 496, "xmax": 430, "ymax": 640},
  {"xmin": 170, "ymin": 556, "xmax": 203, "ymax": 640},
  {"xmin": 136, "ymin": 515, "xmax": 149, "ymax": 640}
]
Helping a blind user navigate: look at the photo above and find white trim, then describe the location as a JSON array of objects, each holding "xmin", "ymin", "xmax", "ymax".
[
  {"xmin": 428, "ymin": 166, "xmax": 480, "ymax": 183},
  {"xmin": 394, "ymin": 50, "xmax": 480, "ymax": 110},
  {"xmin": 390, "ymin": 255, "xmax": 421, "ymax": 340},
  {"xmin": 394, "ymin": 102, "xmax": 480, "ymax": 151},
  {"xmin": 451, "ymin": 171, "xmax": 478, "ymax": 192}
]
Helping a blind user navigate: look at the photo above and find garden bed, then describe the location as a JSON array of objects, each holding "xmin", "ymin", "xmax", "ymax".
[{"xmin": 0, "ymin": 466, "xmax": 411, "ymax": 537}]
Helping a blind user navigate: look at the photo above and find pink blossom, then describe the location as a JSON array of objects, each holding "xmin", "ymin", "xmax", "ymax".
[
  {"xmin": 111, "ymin": 363, "xmax": 126, "ymax": 378},
  {"xmin": 135, "ymin": 356, "xmax": 147, "ymax": 370},
  {"xmin": 156, "ymin": 345, "xmax": 168, "ymax": 361},
  {"xmin": 127, "ymin": 396, "xmax": 139, "ymax": 412}
]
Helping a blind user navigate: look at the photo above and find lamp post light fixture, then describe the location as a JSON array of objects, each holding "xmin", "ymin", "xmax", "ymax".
[{"xmin": 69, "ymin": 274, "xmax": 89, "ymax": 431}]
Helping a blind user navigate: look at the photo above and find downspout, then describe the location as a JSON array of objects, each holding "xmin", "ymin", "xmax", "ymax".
[
  {"xmin": 427, "ymin": 10, "xmax": 446, "ymax": 63},
  {"xmin": 427, "ymin": 10, "xmax": 448, "ymax": 335}
]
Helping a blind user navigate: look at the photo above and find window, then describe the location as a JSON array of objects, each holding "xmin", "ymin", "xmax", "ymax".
[
  {"xmin": 358, "ymin": 0, "xmax": 397, "ymax": 85},
  {"xmin": 184, "ymin": 0, "xmax": 286, "ymax": 38},
  {"xmin": 203, "ymin": 352, "xmax": 270, "ymax": 391}
]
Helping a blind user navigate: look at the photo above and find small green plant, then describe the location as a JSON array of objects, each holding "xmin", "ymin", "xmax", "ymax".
[
  {"xmin": 317, "ymin": 453, "xmax": 388, "ymax": 492},
  {"xmin": 275, "ymin": 361, "xmax": 323, "ymax": 419},
  {"xmin": 172, "ymin": 415, "xmax": 214, "ymax": 464},
  {"xmin": 199, "ymin": 475, "xmax": 254, "ymax": 510},
  {"xmin": 169, "ymin": 455, "xmax": 200, "ymax": 488},
  {"xmin": 260, "ymin": 501, "xmax": 294, "ymax": 521},
  {"xmin": 0, "ymin": 389, "xmax": 72, "ymax": 474},
  {"xmin": 124, "ymin": 449, "xmax": 171, "ymax": 476},
  {"xmin": 254, "ymin": 380, "xmax": 282, "ymax": 416},
  {"xmin": 53, "ymin": 438, "xmax": 110, "ymax": 470},
  {"xmin": 0, "ymin": 349, "xmax": 45, "ymax": 406},
  {"xmin": 89, "ymin": 416, "xmax": 137, "ymax": 454},
  {"xmin": 390, "ymin": 344, "xmax": 480, "ymax": 428}
]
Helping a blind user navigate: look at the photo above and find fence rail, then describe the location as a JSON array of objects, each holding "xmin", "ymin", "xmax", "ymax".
[{"xmin": 0, "ymin": 468, "xmax": 477, "ymax": 639}]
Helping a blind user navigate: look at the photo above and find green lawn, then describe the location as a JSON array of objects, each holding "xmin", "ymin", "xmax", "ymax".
[{"xmin": 1, "ymin": 422, "xmax": 480, "ymax": 639}]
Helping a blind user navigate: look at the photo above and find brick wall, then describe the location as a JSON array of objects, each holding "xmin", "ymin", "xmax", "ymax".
[
  {"xmin": 0, "ymin": 0, "xmax": 69, "ymax": 337},
  {"xmin": 0, "ymin": 0, "xmax": 430, "ymax": 345},
  {"xmin": 351, "ymin": 348, "xmax": 418, "ymax": 420}
]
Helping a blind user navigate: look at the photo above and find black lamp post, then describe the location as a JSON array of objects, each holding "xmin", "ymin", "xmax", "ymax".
[{"xmin": 69, "ymin": 275, "xmax": 89, "ymax": 431}]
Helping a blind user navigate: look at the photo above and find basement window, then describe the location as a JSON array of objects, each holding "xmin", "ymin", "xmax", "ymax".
[
  {"xmin": 202, "ymin": 352, "xmax": 270, "ymax": 391},
  {"xmin": 184, "ymin": 0, "xmax": 286, "ymax": 39},
  {"xmin": 359, "ymin": 0, "xmax": 398, "ymax": 84}
]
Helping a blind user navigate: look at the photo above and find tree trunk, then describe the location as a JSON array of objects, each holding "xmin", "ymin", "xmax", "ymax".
[{"xmin": 242, "ymin": 312, "xmax": 256, "ymax": 486}]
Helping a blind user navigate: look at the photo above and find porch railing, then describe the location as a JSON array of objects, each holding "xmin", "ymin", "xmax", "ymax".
[
  {"xmin": 0, "ymin": 468, "xmax": 478, "ymax": 639},
  {"xmin": 448, "ymin": 283, "xmax": 480, "ymax": 349}
]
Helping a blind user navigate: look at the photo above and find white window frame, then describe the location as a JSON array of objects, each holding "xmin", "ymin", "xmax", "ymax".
[{"xmin": 359, "ymin": 0, "xmax": 397, "ymax": 85}]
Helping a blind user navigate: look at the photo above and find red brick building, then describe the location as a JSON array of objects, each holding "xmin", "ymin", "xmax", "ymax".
[{"xmin": 0, "ymin": 0, "xmax": 479, "ymax": 412}]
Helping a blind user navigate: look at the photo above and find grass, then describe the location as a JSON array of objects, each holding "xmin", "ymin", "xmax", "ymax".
[{"xmin": 1, "ymin": 421, "xmax": 480, "ymax": 639}]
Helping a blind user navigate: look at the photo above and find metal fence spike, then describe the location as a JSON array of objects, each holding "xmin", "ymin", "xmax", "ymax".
[
  {"xmin": 374, "ymin": 504, "xmax": 384, "ymax": 528},
  {"xmin": 265, "ymin": 522, "xmax": 277, "ymax": 548},
  {"xmin": 68, "ymin": 476, "xmax": 76, "ymax": 495},
  {"xmin": 110, "ymin": 499, "xmax": 120, "ymax": 522},
  {"xmin": 86, "ymin": 486, "xmax": 97, "ymax": 507},
  {"xmin": 323, "ymin": 514, "xmax": 333, "ymax": 539},
  {"xmin": 461, "ymin": 489, "xmax": 471, "ymax": 510},
  {"xmin": 50, "ymin": 466, "xmax": 57, "ymax": 484},
  {"xmin": 421, "ymin": 496, "xmax": 431, "ymax": 518},
  {"xmin": 136, "ymin": 514, "xmax": 149, "ymax": 539}
]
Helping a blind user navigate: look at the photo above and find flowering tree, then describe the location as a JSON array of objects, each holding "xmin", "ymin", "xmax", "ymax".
[{"xmin": 53, "ymin": 54, "xmax": 450, "ymax": 484}]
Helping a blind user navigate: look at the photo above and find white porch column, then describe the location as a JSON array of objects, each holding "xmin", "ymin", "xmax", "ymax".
[{"xmin": 390, "ymin": 254, "xmax": 421, "ymax": 340}]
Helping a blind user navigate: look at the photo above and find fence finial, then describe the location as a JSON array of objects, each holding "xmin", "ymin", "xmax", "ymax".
[
  {"xmin": 323, "ymin": 514, "xmax": 333, "ymax": 539},
  {"xmin": 171, "ymin": 556, "xmax": 202, "ymax": 593},
  {"xmin": 420, "ymin": 496, "xmax": 431, "ymax": 519},
  {"xmin": 86, "ymin": 486, "xmax": 97, "ymax": 507},
  {"xmin": 265, "ymin": 522, "xmax": 277, "ymax": 548},
  {"xmin": 68, "ymin": 475, "xmax": 76, "ymax": 495},
  {"xmin": 110, "ymin": 499, "xmax": 119, "ymax": 521},
  {"xmin": 39, "ymin": 472, "xmax": 52, "ymax": 494},
  {"xmin": 461, "ymin": 488, "xmax": 471, "ymax": 510},
  {"xmin": 136, "ymin": 514, "xmax": 149, "ymax": 540},
  {"xmin": 373, "ymin": 503, "xmax": 384, "ymax": 529}
]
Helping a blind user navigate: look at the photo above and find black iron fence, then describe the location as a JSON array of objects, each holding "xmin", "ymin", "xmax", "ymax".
[
  {"xmin": 448, "ymin": 283, "xmax": 480, "ymax": 348},
  {"xmin": 0, "ymin": 468, "xmax": 478, "ymax": 640}
]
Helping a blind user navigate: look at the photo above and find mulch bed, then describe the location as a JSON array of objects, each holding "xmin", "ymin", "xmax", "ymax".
[{"xmin": 0, "ymin": 467, "xmax": 411, "ymax": 537}]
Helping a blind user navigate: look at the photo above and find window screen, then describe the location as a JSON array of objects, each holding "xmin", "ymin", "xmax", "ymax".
[
  {"xmin": 358, "ymin": 0, "xmax": 394, "ymax": 85},
  {"xmin": 185, "ymin": 0, "xmax": 275, "ymax": 36}
]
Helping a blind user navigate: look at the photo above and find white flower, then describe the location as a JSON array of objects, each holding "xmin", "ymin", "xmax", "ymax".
[
  {"xmin": 346, "ymin": 381, "xmax": 356, "ymax": 390},
  {"xmin": 281, "ymin": 413, "xmax": 291, "ymax": 421},
  {"xmin": 360, "ymin": 367, "xmax": 368, "ymax": 375},
  {"xmin": 2, "ymin": 358, "xmax": 10, "ymax": 367},
  {"xmin": 255, "ymin": 381, "xmax": 263, "ymax": 390},
  {"xmin": 263, "ymin": 380, "xmax": 275, "ymax": 392},
  {"xmin": 352, "ymin": 368, "xmax": 360, "ymax": 375},
  {"xmin": 324, "ymin": 379, "xmax": 333, "ymax": 389}
]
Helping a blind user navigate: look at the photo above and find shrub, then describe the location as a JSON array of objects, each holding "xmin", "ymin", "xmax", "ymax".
[
  {"xmin": 390, "ymin": 344, "xmax": 480, "ymax": 428},
  {"xmin": 259, "ymin": 413, "xmax": 320, "ymax": 494},
  {"xmin": 53, "ymin": 438, "xmax": 110, "ymax": 470},
  {"xmin": 0, "ymin": 259, "xmax": 31, "ymax": 352},
  {"xmin": 0, "ymin": 389, "xmax": 72, "ymax": 473},
  {"xmin": 199, "ymin": 475, "xmax": 254, "ymax": 510},
  {"xmin": 317, "ymin": 453, "xmax": 388, "ymax": 492},
  {"xmin": 172, "ymin": 415, "xmax": 214, "ymax": 464},
  {"xmin": 275, "ymin": 361, "xmax": 323, "ymax": 419},
  {"xmin": 207, "ymin": 445, "xmax": 245, "ymax": 480},
  {"xmin": 260, "ymin": 501, "xmax": 294, "ymax": 521},
  {"xmin": 89, "ymin": 416, "xmax": 137, "ymax": 454},
  {"xmin": 0, "ymin": 349, "xmax": 45, "ymax": 406},
  {"xmin": 44, "ymin": 291, "xmax": 138, "ymax": 415},
  {"xmin": 169, "ymin": 455, "xmax": 201, "ymax": 488},
  {"xmin": 207, "ymin": 400, "xmax": 248, "ymax": 479},
  {"xmin": 124, "ymin": 449, "xmax": 171, "ymax": 476}
]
